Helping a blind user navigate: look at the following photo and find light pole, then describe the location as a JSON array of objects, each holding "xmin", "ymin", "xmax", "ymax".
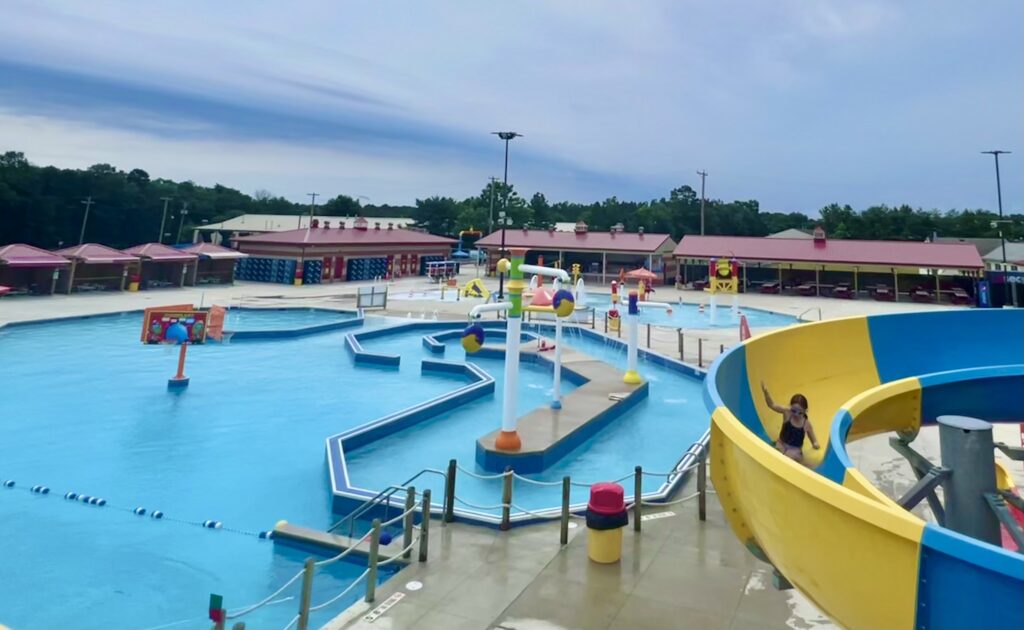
[
  {"xmin": 697, "ymin": 170, "xmax": 708, "ymax": 235},
  {"xmin": 492, "ymin": 131, "xmax": 522, "ymax": 299},
  {"xmin": 982, "ymin": 150, "xmax": 1011, "ymax": 306},
  {"xmin": 158, "ymin": 197, "xmax": 172, "ymax": 243},
  {"xmin": 488, "ymin": 176, "xmax": 499, "ymax": 234},
  {"xmin": 78, "ymin": 196, "xmax": 94, "ymax": 245},
  {"xmin": 307, "ymin": 192, "xmax": 319, "ymax": 226},
  {"xmin": 175, "ymin": 202, "xmax": 189, "ymax": 244}
]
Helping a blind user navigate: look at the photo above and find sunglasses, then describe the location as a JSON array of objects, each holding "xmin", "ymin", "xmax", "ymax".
[{"xmin": 790, "ymin": 407, "xmax": 806, "ymax": 417}]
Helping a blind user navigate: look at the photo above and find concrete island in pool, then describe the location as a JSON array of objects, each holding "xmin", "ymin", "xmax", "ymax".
[{"xmin": 705, "ymin": 309, "xmax": 1024, "ymax": 630}]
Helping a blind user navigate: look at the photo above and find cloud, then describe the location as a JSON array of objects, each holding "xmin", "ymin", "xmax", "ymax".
[{"xmin": 0, "ymin": 0, "xmax": 1020, "ymax": 212}]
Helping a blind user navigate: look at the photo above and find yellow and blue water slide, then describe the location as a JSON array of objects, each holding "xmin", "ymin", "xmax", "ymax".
[{"xmin": 704, "ymin": 309, "xmax": 1024, "ymax": 630}]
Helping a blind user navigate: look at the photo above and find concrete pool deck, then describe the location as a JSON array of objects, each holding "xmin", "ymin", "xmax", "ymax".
[{"xmin": 2, "ymin": 271, "xmax": 1020, "ymax": 630}]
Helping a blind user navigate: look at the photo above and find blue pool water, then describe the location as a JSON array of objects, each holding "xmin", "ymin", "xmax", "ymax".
[
  {"xmin": 0, "ymin": 310, "xmax": 709, "ymax": 629},
  {"xmin": 584, "ymin": 294, "xmax": 796, "ymax": 328},
  {"xmin": 344, "ymin": 321, "xmax": 709, "ymax": 517},
  {"xmin": 224, "ymin": 307, "xmax": 356, "ymax": 331},
  {"xmin": 0, "ymin": 314, "xmax": 427, "ymax": 629}
]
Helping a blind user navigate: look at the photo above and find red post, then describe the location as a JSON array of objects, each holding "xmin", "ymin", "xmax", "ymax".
[
  {"xmin": 168, "ymin": 342, "xmax": 190, "ymax": 389},
  {"xmin": 175, "ymin": 343, "xmax": 188, "ymax": 380}
]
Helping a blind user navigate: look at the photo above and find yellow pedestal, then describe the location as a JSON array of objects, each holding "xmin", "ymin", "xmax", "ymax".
[
  {"xmin": 609, "ymin": 317, "xmax": 620, "ymax": 332},
  {"xmin": 293, "ymin": 279, "xmax": 302, "ymax": 286},
  {"xmin": 128, "ymin": 282, "xmax": 139, "ymax": 292},
  {"xmin": 587, "ymin": 527, "xmax": 624, "ymax": 563}
]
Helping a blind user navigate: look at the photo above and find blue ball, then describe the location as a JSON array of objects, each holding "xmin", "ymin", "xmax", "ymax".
[
  {"xmin": 380, "ymin": 531, "xmax": 394, "ymax": 545},
  {"xmin": 461, "ymin": 324, "xmax": 485, "ymax": 353},
  {"xmin": 552, "ymin": 289, "xmax": 575, "ymax": 318},
  {"xmin": 165, "ymin": 322, "xmax": 189, "ymax": 344}
]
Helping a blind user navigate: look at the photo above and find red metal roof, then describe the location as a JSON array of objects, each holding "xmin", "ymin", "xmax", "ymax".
[
  {"xmin": 233, "ymin": 226, "xmax": 456, "ymax": 246},
  {"xmin": 476, "ymin": 229, "xmax": 674, "ymax": 253},
  {"xmin": 673, "ymin": 235, "xmax": 984, "ymax": 269},
  {"xmin": 0, "ymin": 244, "xmax": 71, "ymax": 267},
  {"xmin": 123, "ymin": 243, "xmax": 198, "ymax": 262},
  {"xmin": 181, "ymin": 243, "xmax": 249, "ymax": 260},
  {"xmin": 56, "ymin": 243, "xmax": 139, "ymax": 264}
]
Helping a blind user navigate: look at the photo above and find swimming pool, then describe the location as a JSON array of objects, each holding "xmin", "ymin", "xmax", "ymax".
[
  {"xmin": 0, "ymin": 308, "xmax": 709, "ymax": 628},
  {"xmin": 0, "ymin": 312, "xmax": 419, "ymax": 629},
  {"xmin": 224, "ymin": 307, "xmax": 357, "ymax": 331},
  {"xmin": 584, "ymin": 294, "xmax": 797, "ymax": 328},
  {"xmin": 338, "ymin": 320, "xmax": 709, "ymax": 521}
]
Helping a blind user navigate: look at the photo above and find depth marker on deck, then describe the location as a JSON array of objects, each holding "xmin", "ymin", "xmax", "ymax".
[
  {"xmin": 641, "ymin": 511, "xmax": 676, "ymax": 522},
  {"xmin": 363, "ymin": 592, "xmax": 405, "ymax": 623}
]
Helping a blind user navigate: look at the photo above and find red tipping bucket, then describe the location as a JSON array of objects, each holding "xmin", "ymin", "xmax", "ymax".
[{"xmin": 588, "ymin": 482, "xmax": 625, "ymax": 516}]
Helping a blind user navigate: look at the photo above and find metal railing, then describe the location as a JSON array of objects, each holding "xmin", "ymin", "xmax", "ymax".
[
  {"xmin": 328, "ymin": 467, "xmax": 448, "ymax": 537},
  {"xmin": 205, "ymin": 442, "xmax": 711, "ymax": 630},
  {"xmin": 797, "ymin": 307, "xmax": 822, "ymax": 322},
  {"xmin": 208, "ymin": 491, "xmax": 431, "ymax": 630}
]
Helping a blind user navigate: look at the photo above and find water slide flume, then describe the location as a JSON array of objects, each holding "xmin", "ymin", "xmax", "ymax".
[{"xmin": 705, "ymin": 310, "xmax": 1024, "ymax": 630}]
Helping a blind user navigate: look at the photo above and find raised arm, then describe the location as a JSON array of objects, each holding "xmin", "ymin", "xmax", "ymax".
[
  {"xmin": 760, "ymin": 381, "xmax": 788, "ymax": 414},
  {"xmin": 805, "ymin": 418, "xmax": 821, "ymax": 449}
]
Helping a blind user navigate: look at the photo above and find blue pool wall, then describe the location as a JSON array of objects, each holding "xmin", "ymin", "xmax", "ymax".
[{"xmin": 330, "ymin": 319, "xmax": 711, "ymax": 527}]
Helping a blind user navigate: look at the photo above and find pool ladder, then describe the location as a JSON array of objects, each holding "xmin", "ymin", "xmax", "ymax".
[
  {"xmin": 797, "ymin": 307, "xmax": 822, "ymax": 322},
  {"xmin": 328, "ymin": 467, "xmax": 450, "ymax": 539}
]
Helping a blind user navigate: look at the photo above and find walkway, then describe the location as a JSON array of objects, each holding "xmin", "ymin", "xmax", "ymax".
[{"xmin": 324, "ymin": 473, "xmax": 831, "ymax": 630}]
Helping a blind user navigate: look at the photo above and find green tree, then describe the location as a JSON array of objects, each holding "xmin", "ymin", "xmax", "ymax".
[{"xmin": 411, "ymin": 196, "xmax": 461, "ymax": 235}]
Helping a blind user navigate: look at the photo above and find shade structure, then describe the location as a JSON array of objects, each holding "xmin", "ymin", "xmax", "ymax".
[{"xmin": 624, "ymin": 268, "xmax": 658, "ymax": 281}]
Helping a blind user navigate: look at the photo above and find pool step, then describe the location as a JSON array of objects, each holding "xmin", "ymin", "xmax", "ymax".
[{"xmin": 272, "ymin": 522, "xmax": 408, "ymax": 564}]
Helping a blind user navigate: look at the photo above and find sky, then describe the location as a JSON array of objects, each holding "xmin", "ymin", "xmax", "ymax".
[{"xmin": 1, "ymin": 1, "xmax": 1021, "ymax": 214}]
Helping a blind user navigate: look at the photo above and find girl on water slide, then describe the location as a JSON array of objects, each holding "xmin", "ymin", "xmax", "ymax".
[{"xmin": 761, "ymin": 381, "xmax": 819, "ymax": 463}]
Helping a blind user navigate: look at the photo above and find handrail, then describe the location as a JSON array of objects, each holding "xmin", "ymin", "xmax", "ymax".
[
  {"xmin": 328, "ymin": 468, "xmax": 447, "ymax": 535},
  {"xmin": 797, "ymin": 307, "xmax": 822, "ymax": 322}
]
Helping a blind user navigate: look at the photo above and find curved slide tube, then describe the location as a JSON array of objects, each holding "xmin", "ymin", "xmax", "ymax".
[{"xmin": 705, "ymin": 309, "xmax": 1024, "ymax": 630}]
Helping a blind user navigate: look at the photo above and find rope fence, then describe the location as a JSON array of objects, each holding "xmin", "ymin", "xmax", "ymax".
[
  {"xmin": 207, "ymin": 491, "xmax": 433, "ymax": 630},
  {"xmin": 201, "ymin": 443, "xmax": 710, "ymax": 630}
]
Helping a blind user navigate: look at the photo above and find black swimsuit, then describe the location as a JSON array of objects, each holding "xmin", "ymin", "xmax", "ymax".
[{"xmin": 779, "ymin": 419, "xmax": 805, "ymax": 448}]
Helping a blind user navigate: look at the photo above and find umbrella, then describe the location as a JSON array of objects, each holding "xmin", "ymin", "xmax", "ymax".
[{"xmin": 624, "ymin": 268, "xmax": 658, "ymax": 281}]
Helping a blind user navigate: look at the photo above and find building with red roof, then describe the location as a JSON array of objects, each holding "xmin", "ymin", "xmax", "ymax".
[
  {"xmin": 55, "ymin": 243, "xmax": 140, "ymax": 293},
  {"xmin": 231, "ymin": 217, "xmax": 456, "ymax": 283},
  {"xmin": 0, "ymin": 244, "xmax": 71, "ymax": 295},
  {"xmin": 475, "ymin": 221, "xmax": 677, "ymax": 284},
  {"xmin": 673, "ymin": 228, "xmax": 985, "ymax": 302},
  {"xmin": 180, "ymin": 243, "xmax": 248, "ymax": 285},
  {"xmin": 123, "ymin": 243, "xmax": 199, "ymax": 290}
]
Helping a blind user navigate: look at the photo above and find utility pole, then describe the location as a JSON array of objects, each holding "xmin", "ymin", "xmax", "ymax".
[
  {"xmin": 696, "ymin": 170, "xmax": 708, "ymax": 236},
  {"xmin": 488, "ymin": 177, "xmax": 499, "ymax": 234},
  {"xmin": 176, "ymin": 202, "xmax": 190, "ymax": 244},
  {"xmin": 307, "ymin": 192, "xmax": 319, "ymax": 226},
  {"xmin": 982, "ymin": 150, "xmax": 1011, "ymax": 306},
  {"xmin": 158, "ymin": 197, "xmax": 172, "ymax": 243},
  {"xmin": 492, "ymin": 131, "xmax": 522, "ymax": 299},
  {"xmin": 78, "ymin": 196, "xmax": 94, "ymax": 245}
]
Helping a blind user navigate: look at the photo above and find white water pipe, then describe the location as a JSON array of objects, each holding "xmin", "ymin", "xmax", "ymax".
[
  {"xmin": 575, "ymin": 278, "xmax": 587, "ymax": 304},
  {"xmin": 469, "ymin": 302, "xmax": 510, "ymax": 319},
  {"xmin": 551, "ymin": 318, "xmax": 564, "ymax": 409},
  {"xmin": 518, "ymin": 265, "xmax": 570, "ymax": 283},
  {"xmin": 518, "ymin": 265, "xmax": 571, "ymax": 410},
  {"xmin": 636, "ymin": 301, "xmax": 672, "ymax": 310},
  {"xmin": 503, "ymin": 316, "xmax": 522, "ymax": 434}
]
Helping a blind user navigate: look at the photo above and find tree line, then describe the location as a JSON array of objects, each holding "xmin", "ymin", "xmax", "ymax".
[{"xmin": 1, "ymin": 150, "xmax": 1020, "ymax": 249}]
